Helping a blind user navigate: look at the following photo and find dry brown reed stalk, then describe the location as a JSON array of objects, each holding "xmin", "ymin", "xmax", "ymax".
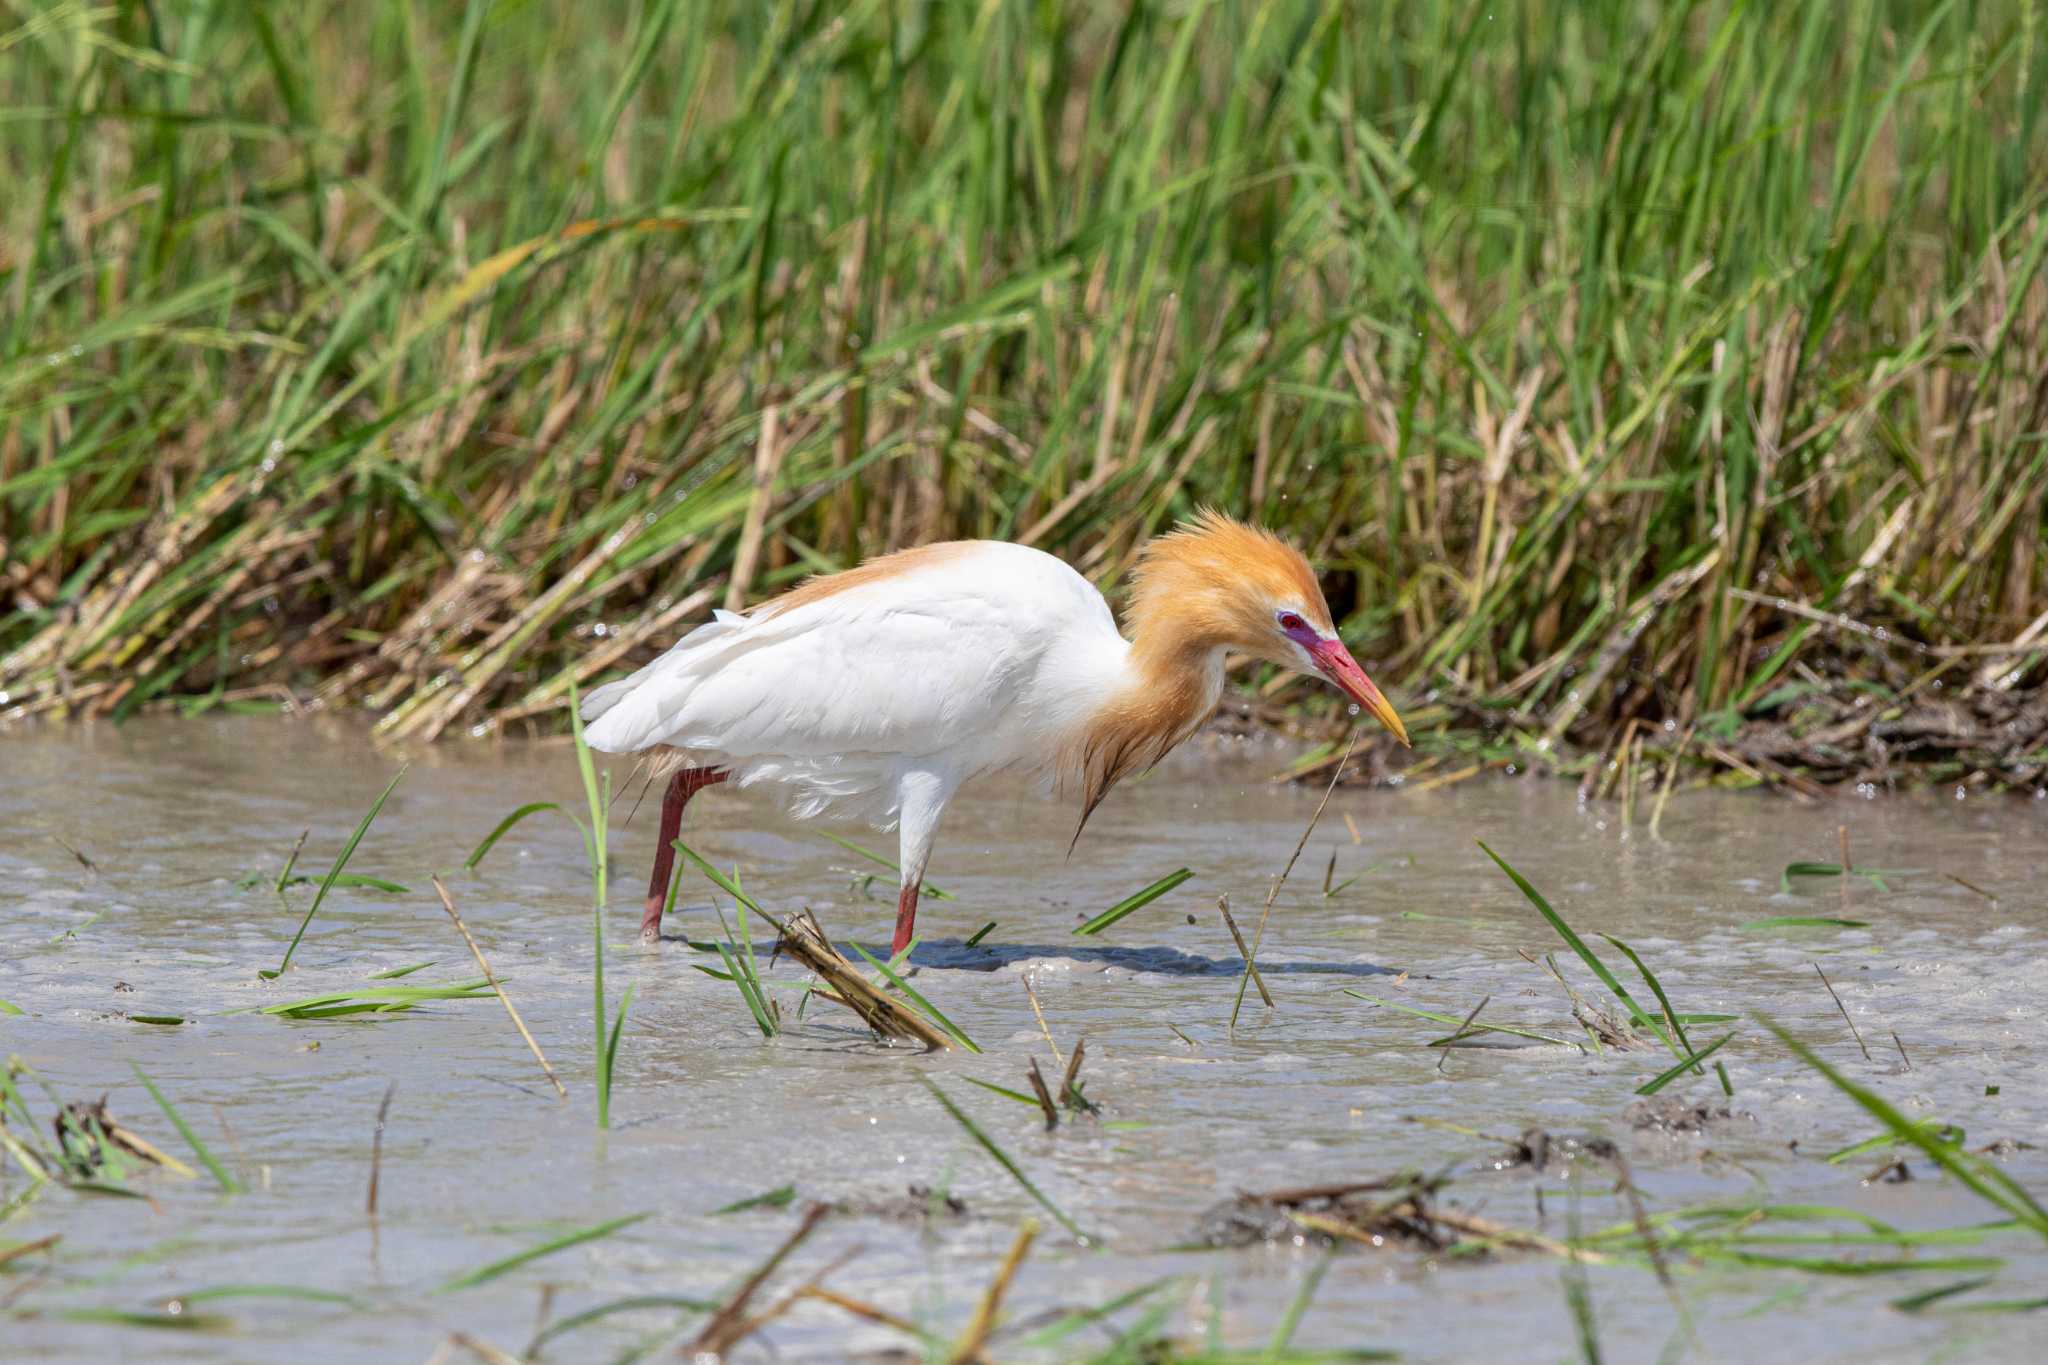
[
  {"xmin": 1056, "ymin": 1038, "xmax": 1088, "ymax": 1111},
  {"xmin": 0, "ymin": 1236, "xmax": 59, "ymax": 1272},
  {"xmin": 1216, "ymin": 895, "xmax": 1273, "ymax": 1007},
  {"xmin": 10, "ymin": 3, "xmax": 2048, "ymax": 798},
  {"xmin": 431, "ymin": 875, "xmax": 566, "ymax": 1097},
  {"xmin": 774, "ymin": 910, "xmax": 955, "ymax": 1051},
  {"xmin": 1025, "ymin": 1058, "xmax": 1059, "ymax": 1129},
  {"xmin": 687, "ymin": 1202, "xmax": 830, "ymax": 1358},
  {"xmin": 797, "ymin": 1285, "xmax": 927, "ymax": 1338},
  {"xmin": 726, "ymin": 405, "xmax": 786, "ymax": 611},
  {"xmin": 948, "ymin": 1220, "xmax": 1038, "ymax": 1364},
  {"xmin": 1813, "ymin": 961, "xmax": 1873, "ymax": 1063},
  {"xmin": 1437, "ymin": 996, "xmax": 1493, "ymax": 1073},
  {"xmin": 1021, "ymin": 974, "xmax": 1063, "ymax": 1069},
  {"xmin": 366, "ymin": 1081, "xmax": 396, "ymax": 1216}
]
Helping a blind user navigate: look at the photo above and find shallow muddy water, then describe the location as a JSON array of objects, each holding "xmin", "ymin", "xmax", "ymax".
[{"xmin": 3, "ymin": 715, "xmax": 2046, "ymax": 1362}]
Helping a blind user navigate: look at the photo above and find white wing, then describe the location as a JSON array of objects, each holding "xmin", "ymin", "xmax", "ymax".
[{"xmin": 580, "ymin": 543, "xmax": 1119, "ymax": 786}]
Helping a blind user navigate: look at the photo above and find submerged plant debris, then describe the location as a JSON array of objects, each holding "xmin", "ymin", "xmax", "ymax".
[{"xmin": 1194, "ymin": 1176, "xmax": 1458, "ymax": 1253}]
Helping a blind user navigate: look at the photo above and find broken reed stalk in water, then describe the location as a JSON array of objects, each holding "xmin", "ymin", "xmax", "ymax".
[
  {"xmin": 431, "ymin": 874, "xmax": 565, "ymax": 1098},
  {"xmin": 1216, "ymin": 894, "xmax": 1273, "ymax": 1008},
  {"xmin": 949, "ymin": 1219, "xmax": 1038, "ymax": 1364},
  {"xmin": 1813, "ymin": 961, "xmax": 1873, "ymax": 1062},
  {"xmin": 688, "ymin": 1202, "xmax": 831, "ymax": 1358},
  {"xmin": 1025, "ymin": 1058, "xmax": 1059, "ymax": 1129},
  {"xmin": 775, "ymin": 911, "xmax": 956, "ymax": 1051},
  {"xmin": 1231, "ymin": 729, "xmax": 1358, "ymax": 1028},
  {"xmin": 1021, "ymin": 974, "xmax": 1063, "ymax": 1069},
  {"xmin": 366, "ymin": 1081, "xmax": 396, "ymax": 1216}
]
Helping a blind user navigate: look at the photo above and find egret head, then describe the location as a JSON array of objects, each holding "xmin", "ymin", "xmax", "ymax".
[{"xmin": 1127, "ymin": 509, "xmax": 1408, "ymax": 745}]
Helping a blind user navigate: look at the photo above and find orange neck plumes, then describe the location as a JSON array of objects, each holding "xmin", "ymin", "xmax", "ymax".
[{"xmin": 1061, "ymin": 511, "xmax": 1331, "ymax": 836}]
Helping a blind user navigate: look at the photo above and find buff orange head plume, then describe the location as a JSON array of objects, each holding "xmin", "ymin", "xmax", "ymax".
[{"xmin": 1125, "ymin": 508, "xmax": 1333, "ymax": 654}]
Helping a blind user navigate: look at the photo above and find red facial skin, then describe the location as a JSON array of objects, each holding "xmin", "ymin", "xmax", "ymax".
[{"xmin": 1280, "ymin": 615, "xmax": 1408, "ymax": 745}]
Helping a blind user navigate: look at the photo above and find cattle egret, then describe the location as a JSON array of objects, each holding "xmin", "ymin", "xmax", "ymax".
[{"xmin": 580, "ymin": 510, "xmax": 1406, "ymax": 952}]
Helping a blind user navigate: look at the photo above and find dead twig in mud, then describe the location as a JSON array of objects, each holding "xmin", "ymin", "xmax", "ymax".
[
  {"xmin": 1647, "ymin": 723, "xmax": 1693, "ymax": 839},
  {"xmin": 1025, "ymin": 1058, "xmax": 1059, "ymax": 1129},
  {"xmin": 687, "ymin": 1202, "xmax": 829, "ymax": 1357},
  {"xmin": 432, "ymin": 875, "xmax": 565, "ymax": 1097},
  {"xmin": 1519, "ymin": 950, "xmax": 1644, "ymax": 1051},
  {"xmin": 366, "ymin": 1081, "xmax": 396, "ymax": 1217},
  {"xmin": 1945, "ymin": 873, "xmax": 1998, "ymax": 903},
  {"xmin": 1812, "ymin": 962, "xmax": 1872, "ymax": 1062},
  {"xmin": 49, "ymin": 1095, "xmax": 195, "ymax": 1182},
  {"xmin": 798, "ymin": 1285, "xmax": 931, "ymax": 1339},
  {"xmin": 1057, "ymin": 1037, "xmax": 1092, "ymax": 1115},
  {"xmin": 1214, "ymin": 1174, "xmax": 1607, "ymax": 1265},
  {"xmin": 1216, "ymin": 895, "xmax": 1272, "ymax": 1008},
  {"xmin": 1416, "ymin": 1208, "xmax": 1610, "ymax": 1264},
  {"xmin": 949, "ymin": 1220, "xmax": 1038, "ymax": 1364},
  {"xmin": 1438, "ymin": 995, "xmax": 1492, "ymax": 1073},
  {"xmin": 0, "ymin": 1236, "xmax": 59, "ymax": 1272},
  {"xmin": 1205, "ymin": 1173, "xmax": 1606, "ymax": 1264},
  {"xmin": 1232, "ymin": 729, "xmax": 1358, "ymax": 1028},
  {"xmin": 776, "ymin": 910, "xmax": 955, "ymax": 1050},
  {"xmin": 1608, "ymin": 1147, "xmax": 1692, "ymax": 1340},
  {"xmin": 726, "ymin": 1243, "xmax": 866, "ymax": 1354},
  {"xmin": 49, "ymin": 835, "xmax": 98, "ymax": 880},
  {"xmin": 275, "ymin": 829, "xmax": 309, "ymax": 893}
]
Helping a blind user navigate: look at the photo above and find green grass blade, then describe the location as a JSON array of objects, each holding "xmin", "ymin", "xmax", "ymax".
[
  {"xmin": 264, "ymin": 766, "xmax": 406, "ymax": 978},
  {"xmin": 1342, "ymin": 991, "xmax": 1574, "ymax": 1047},
  {"xmin": 604, "ymin": 983, "xmax": 636, "ymax": 1095},
  {"xmin": 1760, "ymin": 1015, "xmax": 2048, "ymax": 1239},
  {"xmin": 1478, "ymin": 841, "xmax": 1673, "ymax": 1050},
  {"xmin": 850, "ymin": 942, "xmax": 980, "ymax": 1052},
  {"xmin": 437, "ymin": 1212, "xmax": 649, "ymax": 1292},
  {"xmin": 1634, "ymin": 1032, "xmax": 1736, "ymax": 1096},
  {"xmin": 130, "ymin": 1064, "xmax": 242, "ymax": 1195},
  {"xmin": 676, "ymin": 842, "xmax": 769, "ymax": 917},
  {"xmin": 711, "ymin": 1185, "xmax": 796, "ymax": 1215},
  {"xmin": 1597, "ymin": 932, "xmax": 1696, "ymax": 1068},
  {"xmin": 715, "ymin": 942, "xmax": 777, "ymax": 1038},
  {"xmin": 918, "ymin": 1077, "xmax": 1085, "ymax": 1240},
  {"xmin": 963, "ymin": 1077, "xmax": 1041, "ymax": 1107},
  {"xmin": 464, "ymin": 802, "xmax": 561, "ymax": 869},
  {"xmin": 1073, "ymin": 868, "xmax": 1195, "ymax": 936}
]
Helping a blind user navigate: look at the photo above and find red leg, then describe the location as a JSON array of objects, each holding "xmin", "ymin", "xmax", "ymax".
[
  {"xmin": 642, "ymin": 767, "xmax": 726, "ymax": 943},
  {"xmin": 891, "ymin": 880, "xmax": 922, "ymax": 957}
]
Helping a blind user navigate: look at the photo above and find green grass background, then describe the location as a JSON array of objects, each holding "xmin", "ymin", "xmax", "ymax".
[{"xmin": 2, "ymin": 0, "xmax": 2044, "ymax": 757}]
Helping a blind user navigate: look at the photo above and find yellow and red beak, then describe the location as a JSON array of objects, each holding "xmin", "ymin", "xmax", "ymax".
[{"xmin": 1308, "ymin": 638, "xmax": 1409, "ymax": 746}]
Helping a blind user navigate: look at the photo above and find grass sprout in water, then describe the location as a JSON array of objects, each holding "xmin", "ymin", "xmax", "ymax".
[
  {"xmin": 568, "ymin": 680, "xmax": 632, "ymax": 1129},
  {"xmin": 1072, "ymin": 868, "xmax": 1196, "ymax": 936},
  {"xmin": 262, "ymin": 766, "xmax": 406, "ymax": 979}
]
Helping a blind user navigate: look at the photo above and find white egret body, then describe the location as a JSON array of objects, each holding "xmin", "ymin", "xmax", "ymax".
[{"xmin": 579, "ymin": 511, "xmax": 1406, "ymax": 951}]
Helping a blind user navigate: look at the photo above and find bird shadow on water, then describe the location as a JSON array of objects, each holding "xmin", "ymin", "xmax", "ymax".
[
  {"xmin": 908, "ymin": 938, "xmax": 1399, "ymax": 978},
  {"xmin": 657, "ymin": 928, "xmax": 1397, "ymax": 979}
]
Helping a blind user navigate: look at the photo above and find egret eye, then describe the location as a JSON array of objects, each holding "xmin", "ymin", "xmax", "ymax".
[{"xmin": 1277, "ymin": 611, "xmax": 1308, "ymax": 634}]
